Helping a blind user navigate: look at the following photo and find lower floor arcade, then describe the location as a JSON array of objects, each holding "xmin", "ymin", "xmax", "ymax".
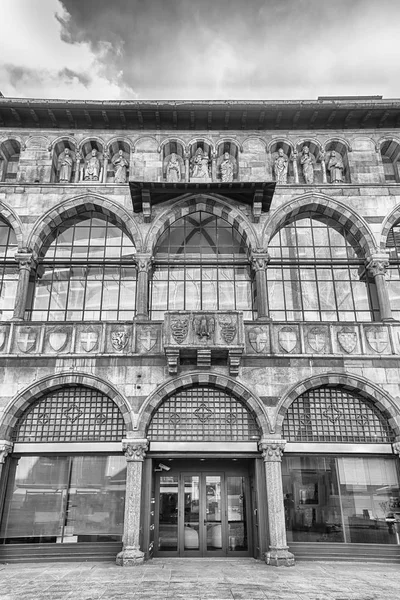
[{"xmin": 0, "ymin": 373, "xmax": 399, "ymax": 565}]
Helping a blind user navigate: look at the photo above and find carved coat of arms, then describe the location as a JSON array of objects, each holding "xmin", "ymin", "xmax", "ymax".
[
  {"xmin": 17, "ymin": 328, "xmax": 37, "ymax": 353},
  {"xmin": 307, "ymin": 327, "xmax": 327, "ymax": 353},
  {"xmin": 337, "ymin": 327, "xmax": 357, "ymax": 354},
  {"xmin": 219, "ymin": 316, "xmax": 237, "ymax": 344},
  {"xmin": 278, "ymin": 326, "xmax": 297, "ymax": 353},
  {"xmin": 248, "ymin": 327, "xmax": 268, "ymax": 353},
  {"xmin": 111, "ymin": 331, "xmax": 129, "ymax": 352},
  {"xmin": 366, "ymin": 328, "xmax": 389, "ymax": 353},
  {"xmin": 138, "ymin": 328, "xmax": 158, "ymax": 353},
  {"xmin": 171, "ymin": 318, "xmax": 189, "ymax": 344},
  {"xmin": 49, "ymin": 329, "xmax": 68, "ymax": 353},
  {"xmin": 193, "ymin": 316, "xmax": 215, "ymax": 340},
  {"xmin": 81, "ymin": 330, "xmax": 98, "ymax": 352}
]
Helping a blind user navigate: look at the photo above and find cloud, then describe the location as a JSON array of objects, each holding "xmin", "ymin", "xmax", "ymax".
[{"xmin": 0, "ymin": 0, "xmax": 399, "ymax": 100}]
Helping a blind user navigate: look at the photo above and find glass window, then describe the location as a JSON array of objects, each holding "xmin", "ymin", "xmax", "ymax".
[
  {"xmin": 0, "ymin": 455, "xmax": 126, "ymax": 544},
  {"xmin": 282, "ymin": 455, "xmax": 400, "ymax": 545},
  {"xmin": 0, "ymin": 219, "xmax": 18, "ymax": 321},
  {"xmin": 386, "ymin": 223, "xmax": 400, "ymax": 320},
  {"xmin": 29, "ymin": 215, "xmax": 137, "ymax": 321},
  {"xmin": 150, "ymin": 211, "xmax": 254, "ymax": 318},
  {"xmin": 267, "ymin": 217, "xmax": 377, "ymax": 322}
]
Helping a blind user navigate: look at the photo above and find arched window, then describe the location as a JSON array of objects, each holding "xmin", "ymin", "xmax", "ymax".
[
  {"xmin": 0, "ymin": 139, "xmax": 21, "ymax": 182},
  {"xmin": 0, "ymin": 218, "xmax": 18, "ymax": 321},
  {"xmin": 148, "ymin": 385, "xmax": 260, "ymax": 442},
  {"xmin": 150, "ymin": 211, "xmax": 254, "ymax": 319},
  {"xmin": 267, "ymin": 216, "xmax": 378, "ymax": 322},
  {"xmin": 385, "ymin": 221, "xmax": 400, "ymax": 320},
  {"xmin": 282, "ymin": 386, "xmax": 394, "ymax": 443},
  {"xmin": 28, "ymin": 214, "xmax": 137, "ymax": 321},
  {"xmin": 380, "ymin": 140, "xmax": 400, "ymax": 183}
]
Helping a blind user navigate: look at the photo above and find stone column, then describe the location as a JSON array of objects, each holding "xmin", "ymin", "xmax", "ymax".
[
  {"xmin": 116, "ymin": 438, "xmax": 149, "ymax": 566},
  {"xmin": 13, "ymin": 251, "xmax": 36, "ymax": 321},
  {"xmin": 0, "ymin": 440, "xmax": 13, "ymax": 483},
  {"xmin": 135, "ymin": 254, "xmax": 153, "ymax": 320},
  {"xmin": 103, "ymin": 152, "xmax": 110, "ymax": 183},
  {"xmin": 291, "ymin": 150, "xmax": 299, "ymax": 184},
  {"xmin": 259, "ymin": 439, "xmax": 295, "ymax": 567},
  {"xmin": 75, "ymin": 151, "xmax": 82, "ymax": 183},
  {"xmin": 184, "ymin": 151, "xmax": 190, "ymax": 183},
  {"xmin": 320, "ymin": 150, "xmax": 327, "ymax": 183},
  {"xmin": 366, "ymin": 253, "xmax": 393, "ymax": 321},
  {"xmin": 211, "ymin": 151, "xmax": 217, "ymax": 182},
  {"xmin": 251, "ymin": 249, "xmax": 270, "ymax": 321}
]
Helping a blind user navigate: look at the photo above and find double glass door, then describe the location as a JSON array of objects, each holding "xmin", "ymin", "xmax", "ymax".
[{"xmin": 156, "ymin": 470, "xmax": 250, "ymax": 556}]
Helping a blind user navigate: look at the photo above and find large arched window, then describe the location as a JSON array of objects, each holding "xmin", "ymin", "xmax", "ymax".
[
  {"xmin": 0, "ymin": 218, "xmax": 18, "ymax": 321},
  {"xmin": 28, "ymin": 214, "xmax": 137, "ymax": 321},
  {"xmin": 150, "ymin": 211, "xmax": 254, "ymax": 319},
  {"xmin": 385, "ymin": 221, "xmax": 400, "ymax": 320},
  {"xmin": 267, "ymin": 216, "xmax": 378, "ymax": 322}
]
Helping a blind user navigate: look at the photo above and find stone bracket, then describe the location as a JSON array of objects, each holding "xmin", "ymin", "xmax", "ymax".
[
  {"xmin": 165, "ymin": 347, "xmax": 180, "ymax": 375},
  {"xmin": 252, "ymin": 189, "xmax": 264, "ymax": 223},
  {"xmin": 228, "ymin": 348, "xmax": 243, "ymax": 376},
  {"xmin": 197, "ymin": 348, "xmax": 211, "ymax": 368},
  {"xmin": 142, "ymin": 189, "xmax": 152, "ymax": 223}
]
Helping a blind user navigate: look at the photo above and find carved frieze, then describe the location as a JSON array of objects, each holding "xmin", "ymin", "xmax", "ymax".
[{"xmin": 165, "ymin": 312, "xmax": 243, "ymax": 348}]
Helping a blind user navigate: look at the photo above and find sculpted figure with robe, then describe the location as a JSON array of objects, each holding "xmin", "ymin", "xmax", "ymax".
[
  {"xmin": 300, "ymin": 146, "xmax": 315, "ymax": 184},
  {"xmin": 274, "ymin": 148, "xmax": 288, "ymax": 184},
  {"xmin": 166, "ymin": 152, "xmax": 181, "ymax": 182},
  {"xmin": 327, "ymin": 150, "xmax": 344, "ymax": 184},
  {"xmin": 220, "ymin": 152, "xmax": 234, "ymax": 182},
  {"xmin": 84, "ymin": 149, "xmax": 101, "ymax": 181},
  {"xmin": 190, "ymin": 148, "xmax": 210, "ymax": 181},
  {"xmin": 59, "ymin": 148, "xmax": 73, "ymax": 183},
  {"xmin": 113, "ymin": 149, "xmax": 129, "ymax": 183}
]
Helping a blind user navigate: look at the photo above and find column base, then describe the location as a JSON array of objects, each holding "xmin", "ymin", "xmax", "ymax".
[
  {"xmin": 265, "ymin": 546, "xmax": 295, "ymax": 567},
  {"xmin": 116, "ymin": 546, "xmax": 145, "ymax": 566}
]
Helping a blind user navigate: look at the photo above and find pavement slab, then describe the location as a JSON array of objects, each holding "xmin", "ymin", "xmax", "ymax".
[{"xmin": 0, "ymin": 558, "xmax": 399, "ymax": 600}]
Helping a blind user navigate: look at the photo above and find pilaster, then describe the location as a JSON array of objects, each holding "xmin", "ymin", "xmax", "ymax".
[
  {"xmin": 13, "ymin": 251, "xmax": 36, "ymax": 321},
  {"xmin": 251, "ymin": 249, "xmax": 270, "ymax": 321},
  {"xmin": 366, "ymin": 253, "xmax": 393, "ymax": 321},
  {"xmin": 135, "ymin": 254, "xmax": 153, "ymax": 320}
]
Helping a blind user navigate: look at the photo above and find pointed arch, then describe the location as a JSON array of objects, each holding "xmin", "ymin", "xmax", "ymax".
[
  {"xmin": 0, "ymin": 371, "xmax": 134, "ymax": 441},
  {"xmin": 262, "ymin": 192, "xmax": 377, "ymax": 257},
  {"xmin": 27, "ymin": 193, "xmax": 143, "ymax": 258},
  {"xmin": 274, "ymin": 372, "xmax": 400, "ymax": 437},
  {"xmin": 144, "ymin": 193, "xmax": 259, "ymax": 253},
  {"xmin": 136, "ymin": 371, "xmax": 271, "ymax": 437}
]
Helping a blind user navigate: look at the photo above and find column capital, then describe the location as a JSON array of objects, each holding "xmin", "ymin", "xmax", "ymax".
[
  {"xmin": 0, "ymin": 440, "xmax": 13, "ymax": 463},
  {"xmin": 122, "ymin": 438, "xmax": 148, "ymax": 462},
  {"xmin": 135, "ymin": 253, "xmax": 153, "ymax": 273},
  {"xmin": 393, "ymin": 440, "xmax": 400, "ymax": 456},
  {"xmin": 366, "ymin": 253, "xmax": 390, "ymax": 278},
  {"xmin": 259, "ymin": 439, "xmax": 286, "ymax": 462},
  {"xmin": 14, "ymin": 250, "xmax": 36, "ymax": 270},
  {"xmin": 251, "ymin": 248, "xmax": 270, "ymax": 272}
]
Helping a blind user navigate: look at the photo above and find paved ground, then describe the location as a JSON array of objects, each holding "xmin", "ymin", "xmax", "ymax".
[{"xmin": 0, "ymin": 558, "xmax": 399, "ymax": 600}]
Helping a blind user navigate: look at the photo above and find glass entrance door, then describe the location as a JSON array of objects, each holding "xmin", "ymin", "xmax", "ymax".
[{"xmin": 156, "ymin": 467, "xmax": 250, "ymax": 556}]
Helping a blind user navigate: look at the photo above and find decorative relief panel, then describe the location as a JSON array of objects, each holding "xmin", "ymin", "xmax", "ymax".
[
  {"xmin": 136, "ymin": 325, "xmax": 160, "ymax": 354},
  {"xmin": 164, "ymin": 311, "xmax": 244, "ymax": 347},
  {"xmin": 304, "ymin": 325, "xmax": 331, "ymax": 355},
  {"xmin": 335, "ymin": 326, "xmax": 360, "ymax": 354},
  {"xmin": 247, "ymin": 326, "xmax": 270, "ymax": 354},
  {"xmin": 271, "ymin": 324, "xmax": 300, "ymax": 354},
  {"xmin": 105, "ymin": 324, "xmax": 132, "ymax": 354},
  {"xmin": 44, "ymin": 325, "xmax": 73, "ymax": 354},
  {"xmin": 78, "ymin": 326, "xmax": 102, "ymax": 353},
  {"xmin": 363, "ymin": 326, "xmax": 391, "ymax": 355}
]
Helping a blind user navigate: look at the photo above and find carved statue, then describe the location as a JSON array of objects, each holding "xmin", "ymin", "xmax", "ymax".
[
  {"xmin": 112, "ymin": 149, "xmax": 129, "ymax": 183},
  {"xmin": 59, "ymin": 148, "xmax": 73, "ymax": 183},
  {"xmin": 273, "ymin": 148, "xmax": 288, "ymax": 184},
  {"xmin": 220, "ymin": 152, "xmax": 234, "ymax": 182},
  {"xmin": 84, "ymin": 149, "xmax": 101, "ymax": 181},
  {"xmin": 190, "ymin": 148, "xmax": 210, "ymax": 181},
  {"xmin": 327, "ymin": 150, "xmax": 344, "ymax": 184},
  {"xmin": 166, "ymin": 152, "xmax": 181, "ymax": 182},
  {"xmin": 300, "ymin": 146, "xmax": 315, "ymax": 184}
]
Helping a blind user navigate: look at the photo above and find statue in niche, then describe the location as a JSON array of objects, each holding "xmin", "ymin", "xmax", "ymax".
[
  {"xmin": 166, "ymin": 152, "xmax": 181, "ymax": 182},
  {"xmin": 220, "ymin": 152, "xmax": 235, "ymax": 182},
  {"xmin": 327, "ymin": 150, "xmax": 344, "ymax": 184},
  {"xmin": 112, "ymin": 149, "xmax": 129, "ymax": 183},
  {"xmin": 273, "ymin": 148, "xmax": 288, "ymax": 184},
  {"xmin": 300, "ymin": 146, "xmax": 315, "ymax": 184},
  {"xmin": 84, "ymin": 148, "xmax": 101, "ymax": 181},
  {"xmin": 59, "ymin": 148, "xmax": 73, "ymax": 183},
  {"xmin": 190, "ymin": 147, "xmax": 210, "ymax": 181}
]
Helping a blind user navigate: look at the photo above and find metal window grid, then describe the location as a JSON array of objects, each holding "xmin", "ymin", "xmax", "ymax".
[
  {"xmin": 282, "ymin": 387, "xmax": 394, "ymax": 443},
  {"xmin": 148, "ymin": 386, "xmax": 260, "ymax": 442},
  {"xmin": 13, "ymin": 386, "xmax": 126, "ymax": 442}
]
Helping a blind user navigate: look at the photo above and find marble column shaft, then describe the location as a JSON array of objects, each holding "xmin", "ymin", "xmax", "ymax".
[
  {"xmin": 135, "ymin": 254, "xmax": 152, "ymax": 319},
  {"xmin": 260, "ymin": 439, "xmax": 295, "ymax": 567},
  {"xmin": 103, "ymin": 152, "xmax": 109, "ymax": 183},
  {"xmin": 292, "ymin": 152, "xmax": 299, "ymax": 184},
  {"xmin": 366, "ymin": 254, "xmax": 392, "ymax": 321},
  {"xmin": 251, "ymin": 251, "xmax": 270, "ymax": 320},
  {"xmin": 116, "ymin": 439, "xmax": 148, "ymax": 566},
  {"xmin": 13, "ymin": 251, "xmax": 35, "ymax": 321}
]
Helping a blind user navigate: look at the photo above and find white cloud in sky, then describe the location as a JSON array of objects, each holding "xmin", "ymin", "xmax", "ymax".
[{"xmin": 0, "ymin": 0, "xmax": 136, "ymax": 99}]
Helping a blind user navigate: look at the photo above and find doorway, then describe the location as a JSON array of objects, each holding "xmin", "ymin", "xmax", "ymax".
[{"xmin": 154, "ymin": 459, "xmax": 253, "ymax": 557}]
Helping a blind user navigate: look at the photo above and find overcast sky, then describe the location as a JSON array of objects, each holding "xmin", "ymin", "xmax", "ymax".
[{"xmin": 0, "ymin": 0, "xmax": 399, "ymax": 101}]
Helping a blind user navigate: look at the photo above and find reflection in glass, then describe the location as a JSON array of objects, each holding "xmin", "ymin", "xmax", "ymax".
[
  {"xmin": 184, "ymin": 476, "xmax": 199, "ymax": 550},
  {"xmin": 227, "ymin": 476, "xmax": 248, "ymax": 551},
  {"xmin": 0, "ymin": 455, "xmax": 126, "ymax": 544},
  {"xmin": 158, "ymin": 475, "xmax": 178, "ymax": 551},
  {"xmin": 206, "ymin": 476, "xmax": 222, "ymax": 550}
]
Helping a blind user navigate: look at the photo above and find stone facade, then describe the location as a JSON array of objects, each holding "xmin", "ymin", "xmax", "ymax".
[{"xmin": 0, "ymin": 97, "xmax": 400, "ymax": 565}]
